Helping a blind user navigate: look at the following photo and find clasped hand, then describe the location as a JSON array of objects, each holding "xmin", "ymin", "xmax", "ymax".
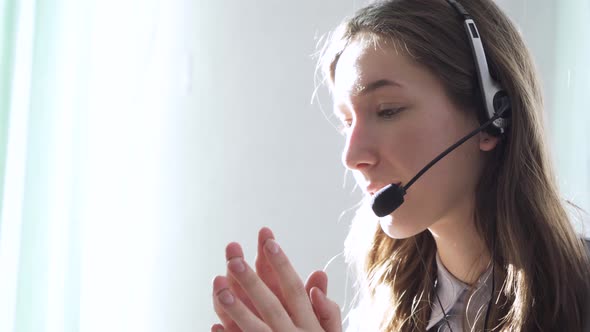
[{"xmin": 211, "ymin": 227, "xmax": 342, "ymax": 332}]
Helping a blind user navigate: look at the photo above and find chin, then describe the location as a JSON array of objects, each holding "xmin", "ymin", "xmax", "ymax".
[{"xmin": 379, "ymin": 214, "xmax": 430, "ymax": 239}]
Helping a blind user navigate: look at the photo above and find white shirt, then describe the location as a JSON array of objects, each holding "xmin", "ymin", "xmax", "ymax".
[{"xmin": 426, "ymin": 254, "xmax": 493, "ymax": 332}]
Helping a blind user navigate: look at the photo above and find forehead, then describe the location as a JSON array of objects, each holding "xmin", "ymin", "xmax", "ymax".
[{"xmin": 332, "ymin": 36, "xmax": 434, "ymax": 102}]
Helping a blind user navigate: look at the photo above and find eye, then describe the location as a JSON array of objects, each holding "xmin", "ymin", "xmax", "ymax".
[
  {"xmin": 377, "ymin": 107, "xmax": 404, "ymax": 119},
  {"xmin": 337, "ymin": 118, "xmax": 353, "ymax": 135}
]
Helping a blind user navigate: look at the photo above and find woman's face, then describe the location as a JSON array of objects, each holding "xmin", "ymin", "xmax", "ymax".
[{"xmin": 332, "ymin": 35, "xmax": 496, "ymax": 238}]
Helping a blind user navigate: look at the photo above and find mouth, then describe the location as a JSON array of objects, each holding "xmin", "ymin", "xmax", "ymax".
[{"xmin": 368, "ymin": 182, "xmax": 402, "ymax": 196}]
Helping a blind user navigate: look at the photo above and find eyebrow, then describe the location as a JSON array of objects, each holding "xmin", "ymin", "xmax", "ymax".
[{"xmin": 354, "ymin": 79, "xmax": 403, "ymax": 96}]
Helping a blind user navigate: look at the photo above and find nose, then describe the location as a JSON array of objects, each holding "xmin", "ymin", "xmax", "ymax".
[{"xmin": 341, "ymin": 121, "xmax": 379, "ymax": 171}]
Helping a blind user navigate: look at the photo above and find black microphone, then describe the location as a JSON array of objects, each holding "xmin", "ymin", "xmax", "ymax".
[{"xmin": 371, "ymin": 107, "xmax": 508, "ymax": 217}]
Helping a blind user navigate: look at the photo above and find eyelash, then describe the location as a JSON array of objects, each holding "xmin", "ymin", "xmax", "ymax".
[
  {"xmin": 377, "ymin": 107, "xmax": 403, "ymax": 119},
  {"xmin": 337, "ymin": 107, "xmax": 404, "ymax": 134}
]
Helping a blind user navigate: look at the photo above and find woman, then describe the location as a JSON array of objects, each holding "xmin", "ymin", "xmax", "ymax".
[{"xmin": 211, "ymin": 0, "xmax": 590, "ymax": 331}]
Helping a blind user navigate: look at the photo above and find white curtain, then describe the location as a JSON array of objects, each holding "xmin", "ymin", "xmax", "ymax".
[
  {"xmin": 0, "ymin": 0, "xmax": 188, "ymax": 331},
  {"xmin": 551, "ymin": 0, "xmax": 590, "ymax": 220}
]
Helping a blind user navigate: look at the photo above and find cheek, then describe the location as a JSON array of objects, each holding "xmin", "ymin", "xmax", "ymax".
[
  {"xmin": 377, "ymin": 115, "xmax": 483, "ymax": 238},
  {"xmin": 397, "ymin": 108, "xmax": 481, "ymax": 190},
  {"xmin": 383, "ymin": 122, "xmax": 445, "ymax": 180}
]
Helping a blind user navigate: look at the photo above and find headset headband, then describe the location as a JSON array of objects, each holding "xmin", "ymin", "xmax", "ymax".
[{"xmin": 446, "ymin": 0, "xmax": 511, "ymax": 136}]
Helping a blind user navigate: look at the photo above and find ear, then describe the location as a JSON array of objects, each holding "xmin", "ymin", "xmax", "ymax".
[{"xmin": 479, "ymin": 132, "xmax": 500, "ymax": 151}]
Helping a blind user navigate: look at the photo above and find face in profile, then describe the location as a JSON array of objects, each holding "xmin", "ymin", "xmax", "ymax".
[{"xmin": 332, "ymin": 34, "xmax": 498, "ymax": 239}]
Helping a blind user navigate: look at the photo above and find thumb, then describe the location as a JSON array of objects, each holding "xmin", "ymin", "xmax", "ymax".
[{"xmin": 310, "ymin": 287, "xmax": 343, "ymax": 332}]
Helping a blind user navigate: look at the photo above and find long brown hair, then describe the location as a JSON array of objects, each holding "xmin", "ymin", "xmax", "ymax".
[{"xmin": 317, "ymin": 0, "xmax": 590, "ymax": 330}]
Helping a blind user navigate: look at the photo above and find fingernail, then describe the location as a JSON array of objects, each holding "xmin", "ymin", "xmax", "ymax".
[
  {"xmin": 227, "ymin": 257, "xmax": 246, "ymax": 273},
  {"xmin": 211, "ymin": 324, "xmax": 224, "ymax": 332},
  {"xmin": 217, "ymin": 289, "xmax": 234, "ymax": 305},
  {"xmin": 313, "ymin": 286, "xmax": 326, "ymax": 299},
  {"xmin": 265, "ymin": 239, "xmax": 280, "ymax": 255}
]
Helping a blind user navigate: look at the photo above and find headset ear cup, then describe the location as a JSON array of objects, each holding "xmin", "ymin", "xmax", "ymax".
[
  {"xmin": 487, "ymin": 91, "xmax": 511, "ymax": 136},
  {"xmin": 493, "ymin": 91, "xmax": 511, "ymax": 117}
]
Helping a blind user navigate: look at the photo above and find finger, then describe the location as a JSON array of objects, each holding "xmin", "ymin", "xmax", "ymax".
[
  {"xmin": 262, "ymin": 238, "xmax": 321, "ymax": 330},
  {"xmin": 257, "ymin": 227, "xmax": 291, "ymax": 313},
  {"xmin": 226, "ymin": 243, "xmax": 296, "ymax": 331},
  {"xmin": 213, "ymin": 241, "xmax": 249, "ymax": 332},
  {"xmin": 305, "ymin": 270, "xmax": 329, "ymax": 322},
  {"xmin": 310, "ymin": 287, "xmax": 343, "ymax": 332},
  {"xmin": 226, "ymin": 242, "xmax": 264, "ymax": 320},
  {"xmin": 212, "ymin": 276, "xmax": 243, "ymax": 332},
  {"xmin": 210, "ymin": 323, "xmax": 225, "ymax": 332},
  {"xmin": 227, "ymin": 265, "xmax": 260, "ymax": 319},
  {"xmin": 256, "ymin": 228, "xmax": 283, "ymax": 301},
  {"xmin": 305, "ymin": 270, "xmax": 328, "ymax": 296},
  {"xmin": 213, "ymin": 293, "xmax": 242, "ymax": 332},
  {"xmin": 213, "ymin": 275, "xmax": 272, "ymax": 332},
  {"xmin": 215, "ymin": 240, "xmax": 263, "ymax": 332}
]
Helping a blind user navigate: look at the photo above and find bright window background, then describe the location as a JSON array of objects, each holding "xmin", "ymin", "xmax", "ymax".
[
  {"xmin": 0, "ymin": 0, "xmax": 588, "ymax": 331},
  {"xmin": 551, "ymin": 0, "xmax": 590, "ymax": 226}
]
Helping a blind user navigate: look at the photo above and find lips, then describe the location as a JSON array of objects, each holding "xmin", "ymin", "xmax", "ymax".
[{"xmin": 367, "ymin": 182, "xmax": 402, "ymax": 196}]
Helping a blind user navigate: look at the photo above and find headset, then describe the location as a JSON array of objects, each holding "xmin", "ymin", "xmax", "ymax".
[
  {"xmin": 370, "ymin": 0, "xmax": 511, "ymax": 330},
  {"xmin": 447, "ymin": 0, "xmax": 511, "ymax": 136}
]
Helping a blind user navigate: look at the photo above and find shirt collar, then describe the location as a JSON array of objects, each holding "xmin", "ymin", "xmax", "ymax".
[{"xmin": 426, "ymin": 253, "xmax": 493, "ymax": 330}]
